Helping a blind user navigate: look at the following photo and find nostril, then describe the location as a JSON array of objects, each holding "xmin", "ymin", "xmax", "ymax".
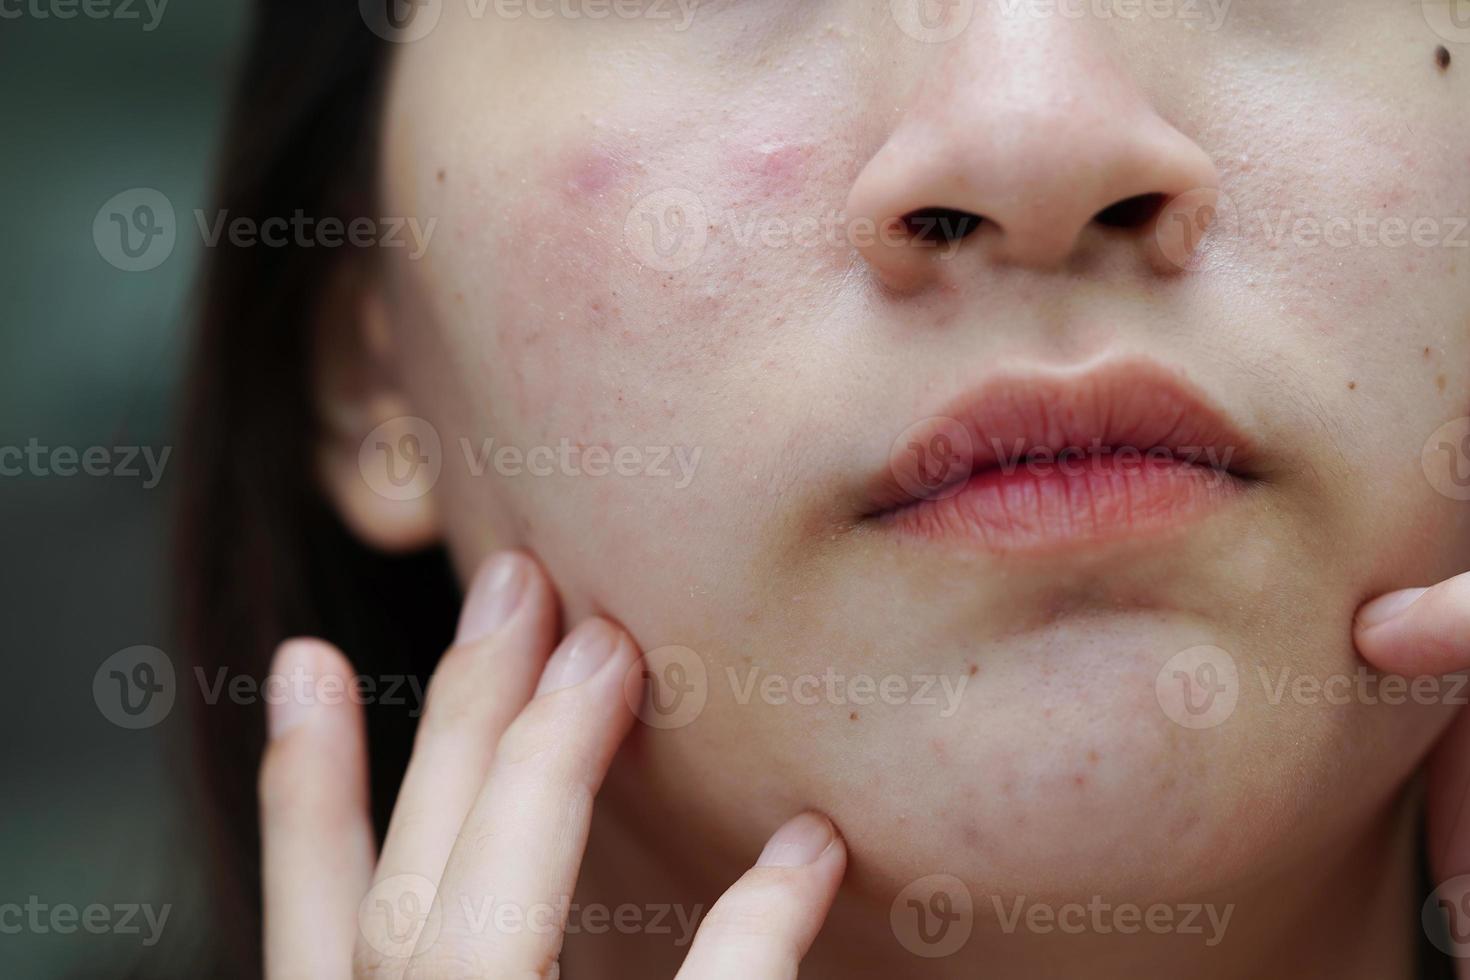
[
  {"xmin": 901, "ymin": 207, "xmax": 985, "ymax": 245},
  {"xmin": 1093, "ymin": 193, "xmax": 1166, "ymax": 229}
]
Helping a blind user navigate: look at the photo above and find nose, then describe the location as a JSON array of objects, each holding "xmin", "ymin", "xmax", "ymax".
[{"xmin": 846, "ymin": 21, "xmax": 1220, "ymax": 289}]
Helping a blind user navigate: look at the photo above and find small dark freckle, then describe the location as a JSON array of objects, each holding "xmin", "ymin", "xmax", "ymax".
[
  {"xmin": 1087, "ymin": 750, "xmax": 1100, "ymax": 765},
  {"xmin": 1347, "ymin": 381, "xmax": 1357, "ymax": 391},
  {"xmin": 1438, "ymin": 374, "xmax": 1448, "ymax": 392},
  {"xmin": 436, "ymin": 168, "xmax": 447, "ymax": 183},
  {"xmin": 1438, "ymin": 46, "xmax": 1452, "ymax": 72},
  {"xmin": 1425, "ymin": 346, "xmax": 1434, "ymax": 358},
  {"xmin": 849, "ymin": 711, "xmax": 859, "ymax": 721}
]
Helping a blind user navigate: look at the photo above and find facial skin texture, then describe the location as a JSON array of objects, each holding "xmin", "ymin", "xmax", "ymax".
[{"xmin": 345, "ymin": 3, "xmax": 1470, "ymax": 976}]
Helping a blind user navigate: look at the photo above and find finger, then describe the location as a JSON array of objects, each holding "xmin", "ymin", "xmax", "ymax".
[
  {"xmin": 1354, "ymin": 572, "xmax": 1470, "ymax": 677},
  {"xmin": 374, "ymin": 552, "xmax": 556, "ymax": 882},
  {"xmin": 356, "ymin": 552, "xmax": 557, "ymax": 972},
  {"xmin": 675, "ymin": 812, "xmax": 847, "ymax": 980},
  {"xmin": 411, "ymin": 618, "xmax": 640, "ymax": 976},
  {"xmin": 259, "ymin": 638, "xmax": 376, "ymax": 980}
]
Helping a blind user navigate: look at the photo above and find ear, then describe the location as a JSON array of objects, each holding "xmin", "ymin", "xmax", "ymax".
[{"xmin": 312, "ymin": 261, "xmax": 442, "ymax": 553}]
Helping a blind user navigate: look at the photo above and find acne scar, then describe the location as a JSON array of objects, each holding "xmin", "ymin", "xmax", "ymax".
[{"xmin": 1438, "ymin": 46, "xmax": 1452, "ymax": 72}]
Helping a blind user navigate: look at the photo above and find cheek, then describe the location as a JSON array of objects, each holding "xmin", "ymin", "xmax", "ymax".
[
  {"xmin": 437, "ymin": 116, "xmax": 863, "ymax": 442},
  {"xmin": 413, "ymin": 103, "xmax": 870, "ymax": 609},
  {"xmin": 1216, "ymin": 68, "xmax": 1470, "ymax": 341}
]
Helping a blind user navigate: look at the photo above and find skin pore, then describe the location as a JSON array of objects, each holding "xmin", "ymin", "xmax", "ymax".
[{"xmin": 312, "ymin": 3, "xmax": 1470, "ymax": 977}]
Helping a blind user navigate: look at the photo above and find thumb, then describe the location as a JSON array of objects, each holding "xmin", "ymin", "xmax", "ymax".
[{"xmin": 1354, "ymin": 572, "xmax": 1470, "ymax": 678}]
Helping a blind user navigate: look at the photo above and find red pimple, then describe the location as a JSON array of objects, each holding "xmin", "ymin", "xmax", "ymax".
[
  {"xmin": 746, "ymin": 141, "xmax": 814, "ymax": 196},
  {"xmin": 564, "ymin": 146, "xmax": 624, "ymax": 198}
]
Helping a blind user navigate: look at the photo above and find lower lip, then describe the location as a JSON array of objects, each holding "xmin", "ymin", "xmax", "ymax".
[{"xmin": 882, "ymin": 451, "xmax": 1241, "ymax": 553}]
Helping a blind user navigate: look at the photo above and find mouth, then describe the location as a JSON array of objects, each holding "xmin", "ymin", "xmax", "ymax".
[{"xmin": 864, "ymin": 360, "xmax": 1259, "ymax": 554}]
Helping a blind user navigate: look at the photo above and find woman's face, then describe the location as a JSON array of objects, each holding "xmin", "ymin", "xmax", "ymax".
[{"xmin": 359, "ymin": 0, "xmax": 1470, "ymax": 915}]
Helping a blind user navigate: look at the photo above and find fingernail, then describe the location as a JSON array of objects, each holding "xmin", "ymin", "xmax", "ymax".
[
  {"xmin": 1358, "ymin": 588, "xmax": 1429, "ymax": 628},
  {"xmin": 455, "ymin": 553, "xmax": 529, "ymax": 644},
  {"xmin": 267, "ymin": 640, "xmax": 318, "ymax": 740},
  {"xmin": 757, "ymin": 812, "xmax": 837, "ymax": 868},
  {"xmin": 536, "ymin": 622, "xmax": 619, "ymax": 696}
]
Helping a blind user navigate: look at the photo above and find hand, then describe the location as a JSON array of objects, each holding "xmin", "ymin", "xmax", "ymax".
[
  {"xmin": 1355, "ymin": 572, "xmax": 1470, "ymax": 975},
  {"xmin": 258, "ymin": 551, "xmax": 847, "ymax": 979}
]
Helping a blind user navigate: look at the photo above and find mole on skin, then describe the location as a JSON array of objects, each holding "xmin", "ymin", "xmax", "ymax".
[{"xmin": 1438, "ymin": 46, "xmax": 1452, "ymax": 73}]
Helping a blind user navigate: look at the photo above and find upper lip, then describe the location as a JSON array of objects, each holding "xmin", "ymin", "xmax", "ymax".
[{"xmin": 865, "ymin": 359, "xmax": 1258, "ymax": 516}]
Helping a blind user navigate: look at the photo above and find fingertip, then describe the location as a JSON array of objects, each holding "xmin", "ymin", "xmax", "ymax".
[
  {"xmin": 1356, "ymin": 587, "xmax": 1430, "ymax": 632},
  {"xmin": 535, "ymin": 617, "xmax": 637, "ymax": 697},
  {"xmin": 758, "ymin": 811, "xmax": 843, "ymax": 869},
  {"xmin": 267, "ymin": 637, "xmax": 358, "ymax": 740},
  {"xmin": 456, "ymin": 550, "xmax": 543, "ymax": 645}
]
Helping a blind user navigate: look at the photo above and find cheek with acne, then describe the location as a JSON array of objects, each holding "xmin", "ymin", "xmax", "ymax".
[{"xmin": 474, "ymin": 134, "xmax": 859, "ymax": 432}]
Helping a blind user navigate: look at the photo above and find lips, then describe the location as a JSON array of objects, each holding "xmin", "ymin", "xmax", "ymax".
[{"xmin": 866, "ymin": 361, "xmax": 1258, "ymax": 553}]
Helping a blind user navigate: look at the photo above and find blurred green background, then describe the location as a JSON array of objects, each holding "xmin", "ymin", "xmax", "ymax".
[{"xmin": 1, "ymin": 2, "xmax": 247, "ymax": 975}]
